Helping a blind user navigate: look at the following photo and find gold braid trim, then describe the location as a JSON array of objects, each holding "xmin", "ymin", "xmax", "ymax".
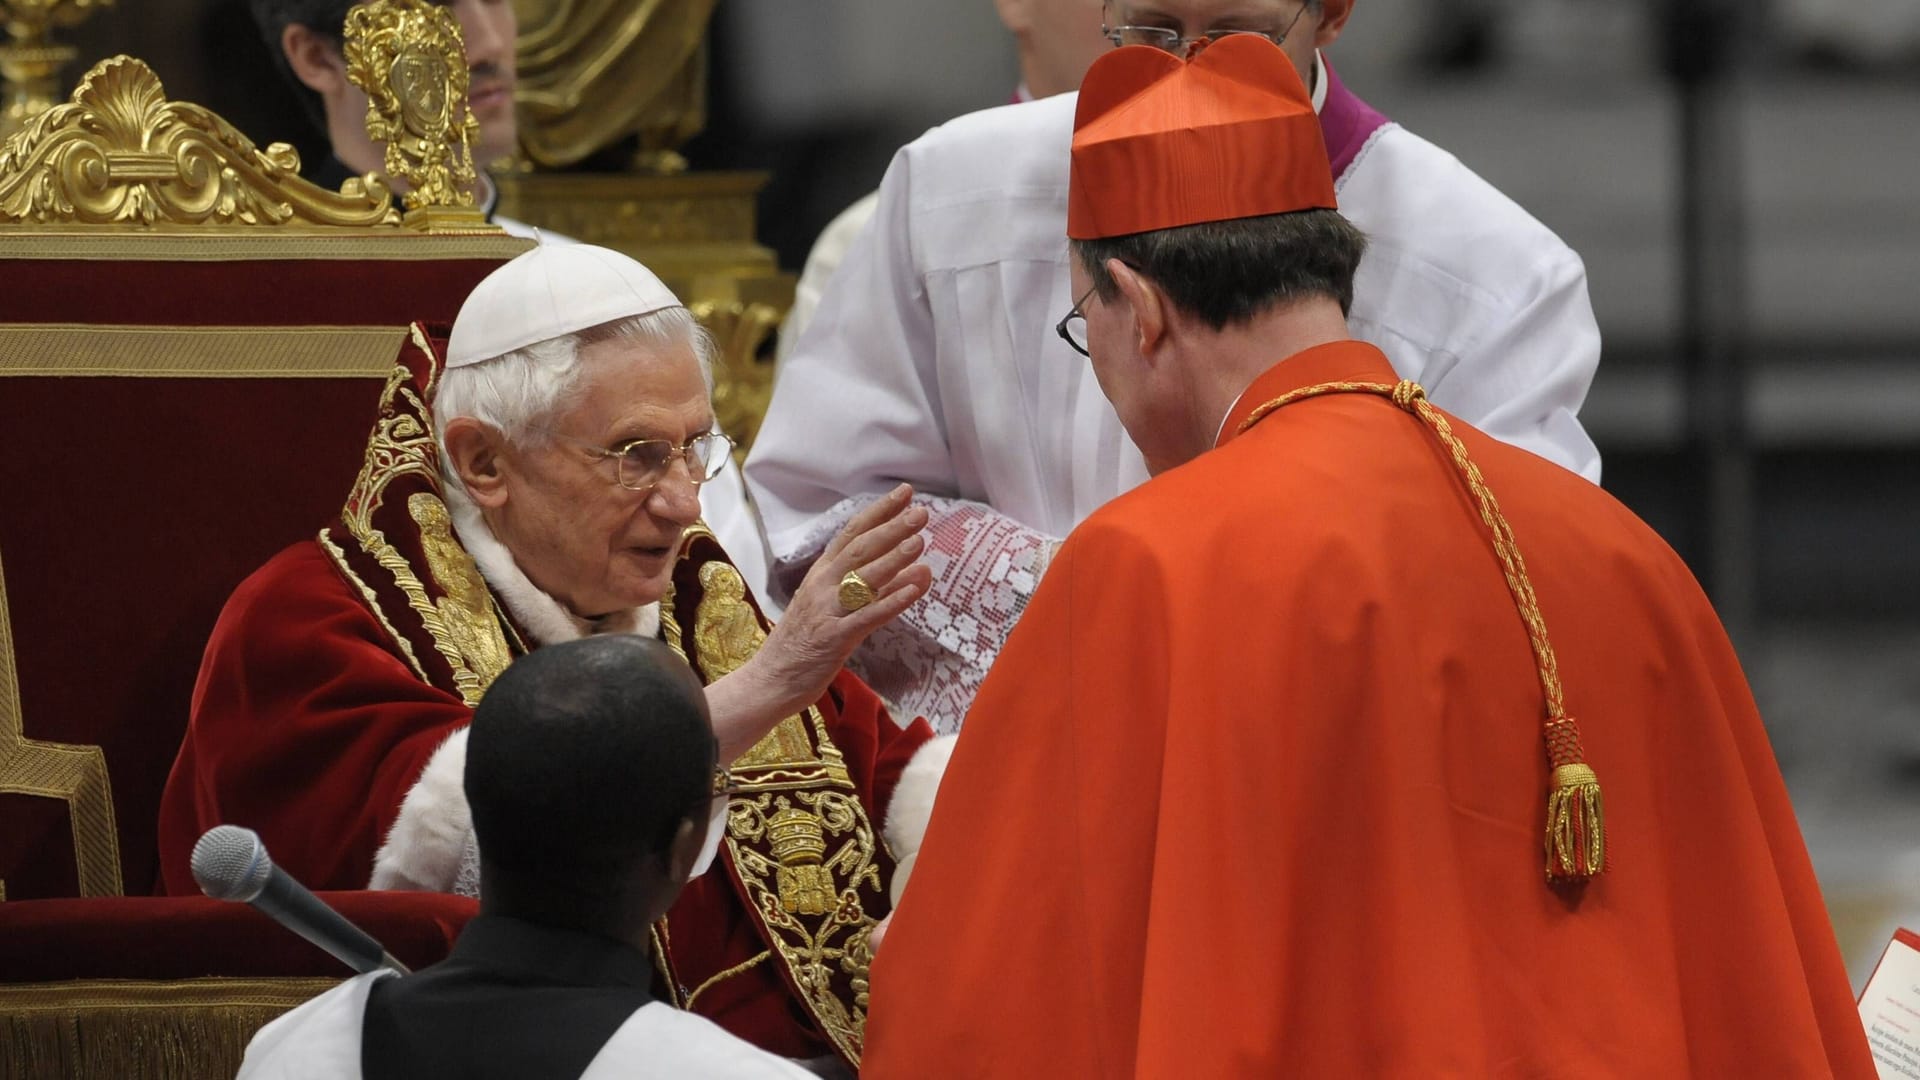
[
  {"xmin": 684, "ymin": 949, "xmax": 773, "ymax": 1011},
  {"xmin": 318, "ymin": 527, "xmax": 432, "ymax": 686},
  {"xmin": 0, "ymin": 976, "xmax": 338, "ymax": 1079},
  {"xmin": 1238, "ymin": 379, "xmax": 1606, "ymax": 883}
]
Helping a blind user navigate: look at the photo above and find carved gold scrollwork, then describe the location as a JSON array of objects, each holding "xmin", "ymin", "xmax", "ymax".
[
  {"xmin": 690, "ymin": 300, "xmax": 782, "ymax": 461},
  {"xmin": 343, "ymin": 0, "xmax": 488, "ymax": 231},
  {"xmin": 0, "ymin": 56, "xmax": 398, "ymax": 229},
  {"xmin": 0, "ymin": 548, "xmax": 122, "ymax": 897}
]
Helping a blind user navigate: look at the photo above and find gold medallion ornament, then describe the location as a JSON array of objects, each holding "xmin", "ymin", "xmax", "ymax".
[
  {"xmin": 0, "ymin": 57, "xmax": 398, "ymax": 229},
  {"xmin": 342, "ymin": 0, "xmax": 491, "ymax": 233}
]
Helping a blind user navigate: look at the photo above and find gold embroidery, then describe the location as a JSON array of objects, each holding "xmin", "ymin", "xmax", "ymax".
[
  {"xmin": 650, "ymin": 920, "xmax": 682, "ymax": 1006},
  {"xmin": 723, "ymin": 788, "xmax": 882, "ymax": 1059},
  {"xmin": 0, "ymin": 324, "xmax": 408, "ymax": 379},
  {"xmin": 683, "ymin": 949, "xmax": 772, "ymax": 1011},
  {"xmin": 767, "ymin": 806, "xmax": 835, "ymax": 916},
  {"xmin": 694, "ymin": 561, "xmax": 818, "ymax": 771},
  {"xmin": 317, "ymin": 527, "xmax": 431, "ymax": 685},
  {"xmin": 660, "ymin": 530, "xmax": 888, "ymax": 1064},
  {"xmin": 409, "ymin": 494, "xmax": 512, "ymax": 688},
  {"xmin": 0, "ymin": 548, "xmax": 122, "ymax": 896},
  {"xmin": 339, "ymin": 348, "xmax": 508, "ymax": 706}
]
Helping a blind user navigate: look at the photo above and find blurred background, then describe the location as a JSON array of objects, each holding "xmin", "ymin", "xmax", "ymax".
[{"xmin": 54, "ymin": 0, "xmax": 1920, "ymax": 986}]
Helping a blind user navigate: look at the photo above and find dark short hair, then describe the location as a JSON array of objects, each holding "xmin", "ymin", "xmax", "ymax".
[
  {"xmin": 250, "ymin": 0, "xmax": 360, "ymax": 130},
  {"xmin": 1071, "ymin": 208, "xmax": 1368, "ymax": 328},
  {"xmin": 465, "ymin": 636, "xmax": 715, "ymax": 898}
]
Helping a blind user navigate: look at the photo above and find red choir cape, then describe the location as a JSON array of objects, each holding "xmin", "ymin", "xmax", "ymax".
[
  {"xmin": 157, "ymin": 327, "xmax": 931, "ymax": 1066},
  {"xmin": 862, "ymin": 341, "xmax": 1872, "ymax": 1077}
]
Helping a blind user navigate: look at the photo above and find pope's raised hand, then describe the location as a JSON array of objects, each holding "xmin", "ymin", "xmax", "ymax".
[{"xmin": 753, "ymin": 483, "xmax": 932, "ymax": 714}]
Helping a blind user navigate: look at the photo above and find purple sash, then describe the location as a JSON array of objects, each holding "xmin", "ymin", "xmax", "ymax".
[{"xmin": 1318, "ymin": 58, "xmax": 1393, "ymax": 184}]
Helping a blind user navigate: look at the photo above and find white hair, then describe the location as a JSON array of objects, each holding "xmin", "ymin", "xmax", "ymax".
[{"xmin": 434, "ymin": 307, "xmax": 718, "ymax": 496}]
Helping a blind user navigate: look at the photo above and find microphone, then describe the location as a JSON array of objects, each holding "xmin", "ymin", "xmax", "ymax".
[{"xmin": 191, "ymin": 825, "xmax": 410, "ymax": 976}]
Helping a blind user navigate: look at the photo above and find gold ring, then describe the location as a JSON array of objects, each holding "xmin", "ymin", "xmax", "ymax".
[{"xmin": 837, "ymin": 570, "xmax": 876, "ymax": 613}]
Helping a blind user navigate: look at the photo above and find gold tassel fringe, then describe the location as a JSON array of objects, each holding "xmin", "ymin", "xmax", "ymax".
[
  {"xmin": 1545, "ymin": 763, "xmax": 1606, "ymax": 881},
  {"xmin": 1, "ymin": 976, "xmax": 336, "ymax": 1080}
]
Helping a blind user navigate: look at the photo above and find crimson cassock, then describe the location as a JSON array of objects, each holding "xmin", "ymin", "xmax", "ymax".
[{"xmin": 864, "ymin": 341, "xmax": 1873, "ymax": 1077}]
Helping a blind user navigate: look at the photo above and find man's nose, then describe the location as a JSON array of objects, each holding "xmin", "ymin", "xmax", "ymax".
[
  {"xmin": 459, "ymin": 2, "xmax": 511, "ymax": 67},
  {"xmin": 647, "ymin": 467, "xmax": 703, "ymax": 526}
]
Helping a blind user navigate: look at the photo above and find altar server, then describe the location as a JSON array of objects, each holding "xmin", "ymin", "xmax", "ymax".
[{"xmin": 238, "ymin": 637, "xmax": 813, "ymax": 1079}]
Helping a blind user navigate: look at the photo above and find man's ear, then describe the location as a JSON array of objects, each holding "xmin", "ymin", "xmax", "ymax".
[
  {"xmin": 994, "ymin": 0, "xmax": 1033, "ymax": 36},
  {"xmin": 281, "ymin": 24, "xmax": 348, "ymax": 96},
  {"xmin": 443, "ymin": 417, "xmax": 511, "ymax": 508},
  {"xmin": 1313, "ymin": 0, "xmax": 1356, "ymax": 49},
  {"xmin": 664, "ymin": 814, "xmax": 702, "ymax": 885},
  {"xmin": 1107, "ymin": 259, "xmax": 1168, "ymax": 357}
]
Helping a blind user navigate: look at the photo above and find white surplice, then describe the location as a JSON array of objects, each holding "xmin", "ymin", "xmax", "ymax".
[{"xmin": 236, "ymin": 972, "xmax": 816, "ymax": 1080}]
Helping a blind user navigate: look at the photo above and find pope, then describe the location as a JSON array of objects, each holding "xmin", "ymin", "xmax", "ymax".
[
  {"xmin": 159, "ymin": 243, "xmax": 947, "ymax": 1070},
  {"xmin": 862, "ymin": 37, "xmax": 1874, "ymax": 1077}
]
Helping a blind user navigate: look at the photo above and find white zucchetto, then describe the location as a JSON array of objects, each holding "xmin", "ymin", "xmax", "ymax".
[{"xmin": 446, "ymin": 243, "xmax": 683, "ymax": 368}]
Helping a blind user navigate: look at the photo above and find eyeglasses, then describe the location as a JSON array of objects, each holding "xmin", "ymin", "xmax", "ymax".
[
  {"xmin": 1056, "ymin": 285, "xmax": 1097, "ymax": 358},
  {"xmin": 1103, "ymin": 3, "xmax": 1311, "ymax": 55},
  {"xmin": 538, "ymin": 428, "xmax": 735, "ymax": 492}
]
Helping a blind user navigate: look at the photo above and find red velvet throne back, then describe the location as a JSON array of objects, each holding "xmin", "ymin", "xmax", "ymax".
[{"xmin": 0, "ymin": 235, "xmax": 526, "ymax": 1075}]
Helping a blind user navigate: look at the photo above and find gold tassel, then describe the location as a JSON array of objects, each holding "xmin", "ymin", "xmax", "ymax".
[{"xmin": 1545, "ymin": 763, "xmax": 1605, "ymax": 881}]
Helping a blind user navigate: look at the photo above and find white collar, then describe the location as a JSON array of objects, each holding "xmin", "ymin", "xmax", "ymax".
[
  {"xmin": 1214, "ymin": 386, "xmax": 1251, "ymax": 448},
  {"xmin": 444, "ymin": 485, "xmax": 661, "ymax": 646}
]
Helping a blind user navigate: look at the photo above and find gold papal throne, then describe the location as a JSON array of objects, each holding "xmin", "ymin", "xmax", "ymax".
[{"xmin": 0, "ymin": 55, "xmax": 527, "ymax": 1077}]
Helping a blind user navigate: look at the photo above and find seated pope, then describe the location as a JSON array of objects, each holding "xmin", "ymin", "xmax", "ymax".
[{"xmin": 157, "ymin": 243, "xmax": 950, "ymax": 1068}]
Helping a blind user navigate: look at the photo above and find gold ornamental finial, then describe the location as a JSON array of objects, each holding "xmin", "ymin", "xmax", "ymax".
[
  {"xmin": 343, "ymin": 0, "xmax": 492, "ymax": 233},
  {"xmin": 0, "ymin": 0, "xmax": 111, "ymax": 139}
]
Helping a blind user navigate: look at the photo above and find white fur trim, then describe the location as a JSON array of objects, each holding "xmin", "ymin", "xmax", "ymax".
[
  {"xmin": 444, "ymin": 485, "xmax": 660, "ymax": 645},
  {"xmin": 884, "ymin": 734, "xmax": 956, "ymax": 907},
  {"xmin": 370, "ymin": 728, "xmax": 472, "ymax": 891}
]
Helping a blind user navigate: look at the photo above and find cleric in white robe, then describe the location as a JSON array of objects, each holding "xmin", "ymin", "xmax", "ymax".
[{"xmin": 747, "ymin": 0, "xmax": 1604, "ymax": 732}]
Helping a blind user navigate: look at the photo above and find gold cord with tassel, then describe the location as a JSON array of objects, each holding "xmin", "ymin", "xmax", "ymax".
[{"xmin": 1238, "ymin": 378, "xmax": 1606, "ymax": 883}]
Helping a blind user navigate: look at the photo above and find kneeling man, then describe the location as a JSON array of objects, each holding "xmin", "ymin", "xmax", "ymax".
[
  {"xmin": 240, "ymin": 637, "xmax": 813, "ymax": 1078},
  {"xmin": 863, "ymin": 37, "xmax": 1872, "ymax": 1077}
]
